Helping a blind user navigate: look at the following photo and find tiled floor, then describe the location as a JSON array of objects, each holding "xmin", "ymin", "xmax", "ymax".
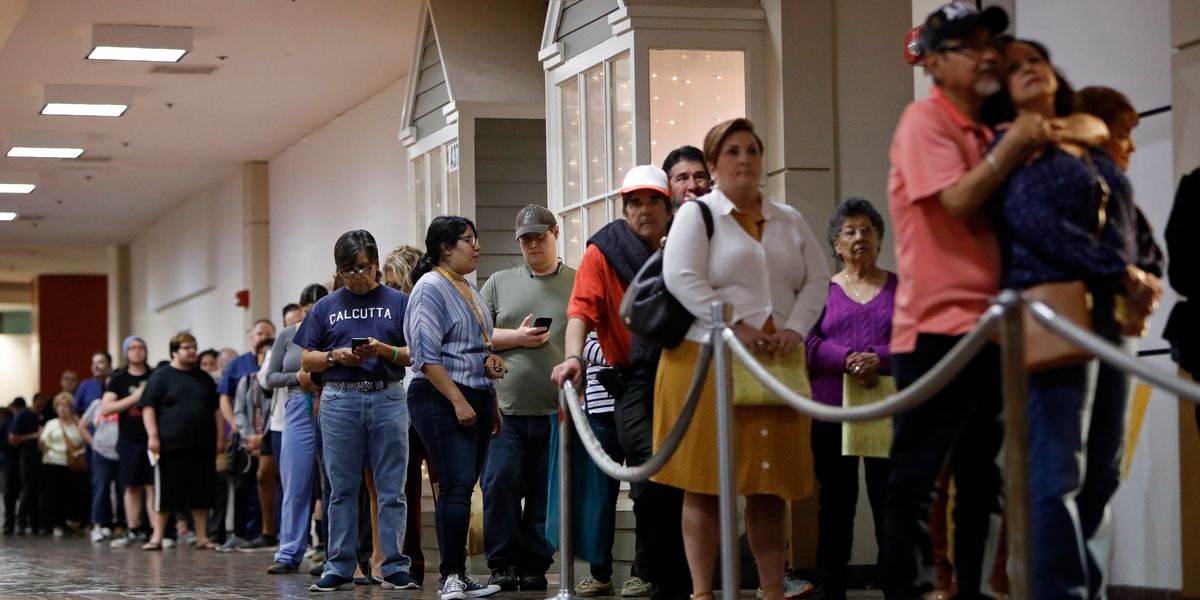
[{"xmin": 0, "ymin": 534, "xmax": 884, "ymax": 599}]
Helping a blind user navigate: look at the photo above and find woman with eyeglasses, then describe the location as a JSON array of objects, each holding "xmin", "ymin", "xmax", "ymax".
[
  {"xmin": 294, "ymin": 229, "xmax": 418, "ymax": 592},
  {"xmin": 405, "ymin": 217, "xmax": 502, "ymax": 600}
]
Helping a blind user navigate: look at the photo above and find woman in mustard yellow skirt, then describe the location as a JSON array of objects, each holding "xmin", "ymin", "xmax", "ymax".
[{"xmin": 655, "ymin": 118, "xmax": 830, "ymax": 600}]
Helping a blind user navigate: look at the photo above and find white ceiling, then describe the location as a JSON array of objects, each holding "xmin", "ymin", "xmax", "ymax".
[{"xmin": 0, "ymin": 0, "xmax": 420, "ymax": 247}]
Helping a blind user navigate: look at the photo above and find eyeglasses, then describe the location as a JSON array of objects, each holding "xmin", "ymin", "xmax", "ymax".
[
  {"xmin": 840, "ymin": 226, "xmax": 878, "ymax": 240},
  {"xmin": 458, "ymin": 235, "xmax": 480, "ymax": 247},
  {"xmin": 339, "ymin": 265, "xmax": 373, "ymax": 279},
  {"xmin": 936, "ymin": 39, "xmax": 988, "ymax": 56}
]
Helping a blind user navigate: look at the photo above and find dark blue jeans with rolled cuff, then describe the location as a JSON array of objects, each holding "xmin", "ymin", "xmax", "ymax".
[
  {"xmin": 408, "ymin": 378, "xmax": 494, "ymax": 580},
  {"xmin": 481, "ymin": 414, "xmax": 554, "ymax": 575},
  {"xmin": 318, "ymin": 383, "xmax": 411, "ymax": 580},
  {"xmin": 89, "ymin": 452, "xmax": 124, "ymax": 527},
  {"xmin": 1027, "ymin": 295, "xmax": 1127, "ymax": 600}
]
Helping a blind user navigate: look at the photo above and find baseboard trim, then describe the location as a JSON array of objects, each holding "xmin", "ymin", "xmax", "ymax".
[{"xmin": 1102, "ymin": 586, "xmax": 1182, "ymax": 600}]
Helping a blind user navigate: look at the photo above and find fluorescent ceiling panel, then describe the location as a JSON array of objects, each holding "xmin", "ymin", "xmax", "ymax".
[
  {"xmin": 41, "ymin": 85, "xmax": 131, "ymax": 117},
  {"xmin": 5, "ymin": 132, "xmax": 87, "ymax": 159},
  {"xmin": 0, "ymin": 212, "xmax": 18, "ymax": 221},
  {"xmin": 0, "ymin": 172, "xmax": 37, "ymax": 193},
  {"xmin": 87, "ymin": 24, "xmax": 192, "ymax": 63}
]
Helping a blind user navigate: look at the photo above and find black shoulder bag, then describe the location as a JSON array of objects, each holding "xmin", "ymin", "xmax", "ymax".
[{"xmin": 619, "ymin": 201, "xmax": 714, "ymax": 348}]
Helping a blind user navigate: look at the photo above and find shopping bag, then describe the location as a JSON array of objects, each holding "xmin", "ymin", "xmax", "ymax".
[{"xmin": 841, "ymin": 375, "xmax": 896, "ymax": 458}]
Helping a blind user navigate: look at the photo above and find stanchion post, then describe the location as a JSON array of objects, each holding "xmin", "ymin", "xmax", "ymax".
[
  {"xmin": 996, "ymin": 290, "xmax": 1032, "ymax": 599},
  {"xmin": 550, "ymin": 390, "xmax": 579, "ymax": 600},
  {"xmin": 711, "ymin": 302, "xmax": 740, "ymax": 600}
]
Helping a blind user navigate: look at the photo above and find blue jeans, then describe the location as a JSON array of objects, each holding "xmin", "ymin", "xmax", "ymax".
[
  {"xmin": 586, "ymin": 413, "xmax": 624, "ymax": 581},
  {"xmin": 481, "ymin": 414, "xmax": 554, "ymax": 574},
  {"xmin": 409, "ymin": 379, "xmax": 494, "ymax": 578},
  {"xmin": 274, "ymin": 394, "xmax": 317, "ymax": 567},
  {"xmin": 318, "ymin": 384, "xmax": 411, "ymax": 579},
  {"xmin": 1028, "ymin": 310, "xmax": 1127, "ymax": 600},
  {"xmin": 89, "ymin": 452, "xmax": 124, "ymax": 527}
]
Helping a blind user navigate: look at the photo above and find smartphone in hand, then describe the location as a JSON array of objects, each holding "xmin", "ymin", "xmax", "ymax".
[
  {"xmin": 532, "ymin": 317, "xmax": 553, "ymax": 330},
  {"xmin": 351, "ymin": 337, "xmax": 370, "ymax": 350}
]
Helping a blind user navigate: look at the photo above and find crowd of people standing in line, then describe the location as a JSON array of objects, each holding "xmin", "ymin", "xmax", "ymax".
[{"xmin": 4, "ymin": 3, "xmax": 1199, "ymax": 600}]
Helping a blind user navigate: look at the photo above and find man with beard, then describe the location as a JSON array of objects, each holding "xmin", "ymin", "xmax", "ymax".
[
  {"xmin": 882, "ymin": 3, "xmax": 1047, "ymax": 599},
  {"xmin": 74, "ymin": 352, "xmax": 112, "ymax": 415},
  {"xmin": 551, "ymin": 165, "xmax": 690, "ymax": 600},
  {"xmin": 661, "ymin": 146, "xmax": 711, "ymax": 208}
]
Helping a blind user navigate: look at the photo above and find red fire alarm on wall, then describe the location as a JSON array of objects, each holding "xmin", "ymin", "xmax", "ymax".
[{"xmin": 235, "ymin": 289, "xmax": 250, "ymax": 308}]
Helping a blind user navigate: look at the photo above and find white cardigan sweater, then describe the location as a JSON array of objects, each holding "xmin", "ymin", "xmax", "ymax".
[{"xmin": 663, "ymin": 188, "xmax": 830, "ymax": 343}]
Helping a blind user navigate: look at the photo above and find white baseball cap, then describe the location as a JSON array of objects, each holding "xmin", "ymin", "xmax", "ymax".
[{"xmin": 620, "ymin": 165, "xmax": 670, "ymax": 198}]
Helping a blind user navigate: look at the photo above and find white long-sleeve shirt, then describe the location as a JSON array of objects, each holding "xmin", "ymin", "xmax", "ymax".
[{"xmin": 663, "ymin": 188, "xmax": 830, "ymax": 343}]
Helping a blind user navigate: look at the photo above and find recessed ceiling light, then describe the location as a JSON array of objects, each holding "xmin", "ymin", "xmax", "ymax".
[
  {"xmin": 87, "ymin": 24, "xmax": 192, "ymax": 63},
  {"xmin": 5, "ymin": 132, "xmax": 87, "ymax": 159},
  {"xmin": 41, "ymin": 85, "xmax": 131, "ymax": 117},
  {"xmin": 0, "ymin": 184, "xmax": 35, "ymax": 193},
  {"xmin": 0, "ymin": 212, "xmax": 18, "ymax": 221}
]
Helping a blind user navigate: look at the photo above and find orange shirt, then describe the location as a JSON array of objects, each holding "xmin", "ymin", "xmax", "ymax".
[
  {"xmin": 887, "ymin": 86, "xmax": 999, "ymax": 353},
  {"xmin": 567, "ymin": 244, "xmax": 632, "ymax": 368}
]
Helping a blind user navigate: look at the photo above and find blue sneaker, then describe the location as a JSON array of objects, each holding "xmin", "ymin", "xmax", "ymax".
[
  {"xmin": 309, "ymin": 574, "xmax": 355, "ymax": 592},
  {"xmin": 382, "ymin": 571, "xmax": 421, "ymax": 590},
  {"xmin": 461, "ymin": 573, "xmax": 500, "ymax": 598}
]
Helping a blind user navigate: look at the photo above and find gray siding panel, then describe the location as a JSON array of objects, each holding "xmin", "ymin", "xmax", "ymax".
[
  {"xmin": 413, "ymin": 110, "xmax": 448, "ymax": 140},
  {"xmin": 411, "ymin": 15, "xmax": 450, "ymax": 140},
  {"xmin": 475, "ymin": 158, "xmax": 549, "ymax": 183},
  {"xmin": 474, "ymin": 118, "xmax": 548, "ymax": 281},
  {"xmin": 556, "ymin": 0, "xmax": 618, "ymax": 61}
]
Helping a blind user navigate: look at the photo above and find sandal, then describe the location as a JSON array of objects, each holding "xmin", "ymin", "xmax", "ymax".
[
  {"xmin": 691, "ymin": 591, "xmax": 714, "ymax": 600},
  {"xmin": 141, "ymin": 540, "xmax": 163, "ymax": 551},
  {"xmin": 195, "ymin": 539, "xmax": 219, "ymax": 550}
]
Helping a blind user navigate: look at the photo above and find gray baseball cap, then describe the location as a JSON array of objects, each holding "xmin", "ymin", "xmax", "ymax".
[{"xmin": 514, "ymin": 204, "xmax": 556, "ymax": 240}]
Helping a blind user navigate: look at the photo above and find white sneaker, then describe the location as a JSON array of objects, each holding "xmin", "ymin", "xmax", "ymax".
[
  {"xmin": 461, "ymin": 573, "xmax": 501, "ymax": 598},
  {"xmin": 110, "ymin": 532, "xmax": 136, "ymax": 548},
  {"xmin": 90, "ymin": 528, "xmax": 105, "ymax": 543},
  {"xmin": 162, "ymin": 537, "xmax": 176, "ymax": 549},
  {"xmin": 52, "ymin": 527, "xmax": 65, "ymax": 538}
]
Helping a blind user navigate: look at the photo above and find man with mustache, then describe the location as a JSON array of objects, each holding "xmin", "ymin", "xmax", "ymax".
[
  {"xmin": 662, "ymin": 146, "xmax": 711, "ymax": 209},
  {"xmin": 551, "ymin": 166, "xmax": 690, "ymax": 600},
  {"xmin": 882, "ymin": 3, "xmax": 1046, "ymax": 599}
]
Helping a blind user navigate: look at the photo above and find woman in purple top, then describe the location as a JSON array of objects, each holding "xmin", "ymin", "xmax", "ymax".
[{"xmin": 804, "ymin": 197, "xmax": 895, "ymax": 599}]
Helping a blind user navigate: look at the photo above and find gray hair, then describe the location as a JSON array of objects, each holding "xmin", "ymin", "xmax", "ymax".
[{"xmin": 827, "ymin": 197, "xmax": 885, "ymax": 259}]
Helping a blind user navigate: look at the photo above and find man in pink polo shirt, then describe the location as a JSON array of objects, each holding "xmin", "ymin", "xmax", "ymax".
[{"xmin": 881, "ymin": 3, "xmax": 1046, "ymax": 599}]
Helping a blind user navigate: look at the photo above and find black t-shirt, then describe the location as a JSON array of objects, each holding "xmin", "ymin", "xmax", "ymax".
[
  {"xmin": 138, "ymin": 365, "xmax": 218, "ymax": 452},
  {"xmin": 107, "ymin": 367, "xmax": 153, "ymax": 443}
]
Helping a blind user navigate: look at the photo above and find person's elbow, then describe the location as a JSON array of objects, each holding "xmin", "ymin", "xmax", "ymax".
[{"xmin": 936, "ymin": 189, "xmax": 977, "ymax": 221}]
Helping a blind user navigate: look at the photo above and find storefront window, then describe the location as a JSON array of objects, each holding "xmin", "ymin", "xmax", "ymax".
[
  {"xmin": 584, "ymin": 65, "xmax": 608, "ymax": 198},
  {"xmin": 561, "ymin": 78, "xmax": 581, "ymax": 205},
  {"xmin": 611, "ymin": 54, "xmax": 633, "ymax": 188},
  {"xmin": 648, "ymin": 50, "xmax": 746, "ymax": 167},
  {"xmin": 413, "ymin": 154, "xmax": 427, "ymax": 232},
  {"xmin": 411, "ymin": 140, "xmax": 459, "ymax": 231},
  {"xmin": 563, "ymin": 208, "xmax": 584, "ymax": 267}
]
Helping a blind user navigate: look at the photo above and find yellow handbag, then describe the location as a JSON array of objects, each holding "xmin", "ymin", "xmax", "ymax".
[{"xmin": 731, "ymin": 347, "xmax": 812, "ymax": 406}]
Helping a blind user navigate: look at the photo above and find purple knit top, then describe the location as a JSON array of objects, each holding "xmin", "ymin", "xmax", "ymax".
[{"xmin": 805, "ymin": 272, "xmax": 897, "ymax": 408}]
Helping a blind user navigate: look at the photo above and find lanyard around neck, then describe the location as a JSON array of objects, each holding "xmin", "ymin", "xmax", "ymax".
[{"xmin": 435, "ymin": 266, "xmax": 491, "ymax": 348}]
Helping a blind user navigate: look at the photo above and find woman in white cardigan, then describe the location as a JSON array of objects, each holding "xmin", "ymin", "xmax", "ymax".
[{"xmin": 651, "ymin": 118, "xmax": 830, "ymax": 600}]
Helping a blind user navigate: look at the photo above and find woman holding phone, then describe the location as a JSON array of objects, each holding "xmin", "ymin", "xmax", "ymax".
[{"xmin": 294, "ymin": 229, "xmax": 417, "ymax": 593}]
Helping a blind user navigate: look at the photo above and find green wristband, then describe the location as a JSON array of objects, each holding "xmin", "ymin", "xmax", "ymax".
[{"xmin": 392, "ymin": 346, "xmax": 400, "ymax": 364}]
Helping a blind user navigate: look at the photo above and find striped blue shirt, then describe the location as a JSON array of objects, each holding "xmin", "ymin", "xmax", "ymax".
[
  {"xmin": 405, "ymin": 270, "xmax": 494, "ymax": 391},
  {"xmin": 583, "ymin": 334, "xmax": 614, "ymax": 414}
]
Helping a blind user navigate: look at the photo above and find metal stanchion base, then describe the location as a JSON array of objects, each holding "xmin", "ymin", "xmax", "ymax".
[{"xmin": 546, "ymin": 590, "xmax": 581, "ymax": 600}]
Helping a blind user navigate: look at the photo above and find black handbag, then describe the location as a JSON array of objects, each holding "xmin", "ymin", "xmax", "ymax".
[{"xmin": 620, "ymin": 201, "xmax": 713, "ymax": 348}]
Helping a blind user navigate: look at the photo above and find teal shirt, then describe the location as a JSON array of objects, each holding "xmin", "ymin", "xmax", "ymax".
[{"xmin": 481, "ymin": 262, "xmax": 577, "ymax": 415}]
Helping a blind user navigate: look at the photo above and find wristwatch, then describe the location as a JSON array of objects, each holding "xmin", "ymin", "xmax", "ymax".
[{"xmin": 327, "ymin": 350, "xmax": 335, "ymax": 368}]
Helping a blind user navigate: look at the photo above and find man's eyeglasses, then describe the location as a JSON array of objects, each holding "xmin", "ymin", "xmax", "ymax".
[
  {"xmin": 458, "ymin": 235, "xmax": 480, "ymax": 247},
  {"xmin": 339, "ymin": 265, "xmax": 373, "ymax": 279},
  {"xmin": 936, "ymin": 40, "xmax": 988, "ymax": 55}
]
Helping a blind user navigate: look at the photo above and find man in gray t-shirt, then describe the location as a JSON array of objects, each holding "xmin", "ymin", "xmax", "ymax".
[{"xmin": 479, "ymin": 204, "xmax": 576, "ymax": 591}]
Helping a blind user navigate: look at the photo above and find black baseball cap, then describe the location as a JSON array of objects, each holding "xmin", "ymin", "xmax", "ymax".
[{"xmin": 918, "ymin": 2, "xmax": 1008, "ymax": 54}]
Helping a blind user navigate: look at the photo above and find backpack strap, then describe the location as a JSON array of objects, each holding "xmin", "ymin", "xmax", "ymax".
[{"xmin": 697, "ymin": 200, "xmax": 714, "ymax": 239}]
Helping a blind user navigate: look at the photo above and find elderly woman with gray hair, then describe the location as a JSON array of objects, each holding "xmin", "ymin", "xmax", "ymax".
[{"xmin": 804, "ymin": 197, "xmax": 895, "ymax": 599}]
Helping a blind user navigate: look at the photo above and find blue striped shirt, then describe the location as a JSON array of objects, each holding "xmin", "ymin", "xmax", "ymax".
[
  {"xmin": 583, "ymin": 334, "xmax": 614, "ymax": 414},
  {"xmin": 405, "ymin": 270, "xmax": 494, "ymax": 391}
]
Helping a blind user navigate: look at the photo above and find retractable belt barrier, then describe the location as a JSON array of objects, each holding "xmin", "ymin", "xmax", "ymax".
[{"xmin": 549, "ymin": 290, "xmax": 1200, "ymax": 600}]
